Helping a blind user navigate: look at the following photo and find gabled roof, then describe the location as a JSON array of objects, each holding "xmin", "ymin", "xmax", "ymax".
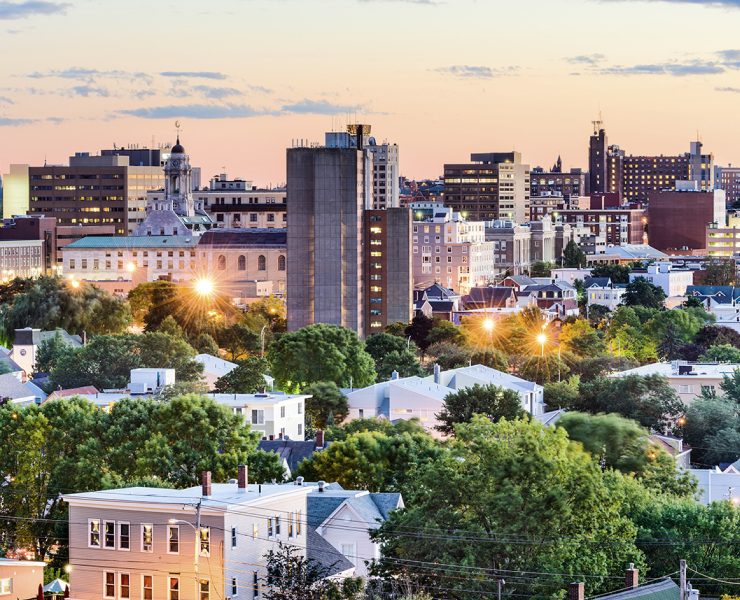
[
  {"xmin": 596, "ymin": 578, "xmax": 679, "ymax": 600},
  {"xmin": 258, "ymin": 440, "xmax": 319, "ymax": 474},
  {"xmin": 504, "ymin": 275, "xmax": 537, "ymax": 287},
  {"xmin": 0, "ymin": 373, "xmax": 47, "ymax": 401},
  {"xmin": 306, "ymin": 527, "xmax": 355, "ymax": 577},
  {"xmin": 584, "ymin": 277, "xmax": 613, "ymax": 288},
  {"xmin": 462, "ymin": 286, "xmax": 515, "ymax": 309},
  {"xmin": 686, "ymin": 285, "xmax": 740, "ymax": 304},
  {"xmin": 421, "ymin": 282, "xmax": 458, "ymax": 300}
]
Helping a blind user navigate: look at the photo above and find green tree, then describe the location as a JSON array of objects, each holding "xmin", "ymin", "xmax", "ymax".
[
  {"xmin": 435, "ymin": 384, "xmax": 525, "ymax": 435},
  {"xmin": 703, "ymin": 258, "xmax": 737, "ymax": 286},
  {"xmin": 372, "ymin": 417, "xmax": 643, "ymax": 598},
  {"xmin": 623, "ymin": 278, "xmax": 666, "ymax": 309},
  {"xmin": 591, "ymin": 263, "xmax": 631, "ymax": 284},
  {"xmin": 683, "ymin": 396, "xmax": 740, "ymax": 466},
  {"xmin": 558, "ymin": 412, "xmax": 696, "ymax": 497},
  {"xmin": 695, "ymin": 325, "xmax": 740, "ymax": 351},
  {"xmin": 365, "ymin": 332, "xmax": 411, "ymax": 362},
  {"xmin": 544, "ymin": 375, "xmax": 581, "ymax": 408},
  {"xmin": 298, "ymin": 427, "xmax": 441, "ymax": 494},
  {"xmin": 51, "ymin": 335, "xmax": 141, "ymax": 389},
  {"xmin": 192, "ymin": 332, "xmax": 220, "ymax": 356},
  {"xmin": 559, "ymin": 319, "xmax": 605, "ymax": 357},
  {"xmin": 575, "ymin": 375, "xmax": 685, "ymax": 433},
  {"xmin": 529, "ymin": 261, "xmax": 553, "ymax": 277},
  {"xmin": 248, "ymin": 450, "xmax": 287, "ymax": 483},
  {"xmin": 137, "ymin": 332, "xmax": 203, "ymax": 382},
  {"xmin": 426, "ymin": 341, "xmax": 472, "ymax": 370},
  {"xmin": 1, "ymin": 276, "xmax": 131, "ymax": 339},
  {"xmin": 157, "ymin": 315, "xmax": 185, "ymax": 338},
  {"xmin": 404, "ymin": 315, "xmax": 435, "ymax": 352},
  {"xmin": 262, "ymin": 542, "xmax": 364, "ymax": 600},
  {"xmin": 214, "ymin": 357, "xmax": 270, "ymax": 393},
  {"xmin": 700, "ymin": 344, "xmax": 740, "ymax": 363},
  {"xmin": 217, "ymin": 322, "xmax": 261, "ymax": 361},
  {"xmin": 426, "ymin": 320, "xmax": 464, "ymax": 346},
  {"xmin": 34, "ymin": 331, "xmax": 76, "ymax": 374},
  {"xmin": 268, "ymin": 324, "xmax": 376, "ymax": 390},
  {"xmin": 128, "ymin": 281, "xmax": 175, "ymax": 325},
  {"xmin": 587, "ymin": 303, "xmax": 611, "ymax": 328},
  {"xmin": 570, "ymin": 355, "xmax": 639, "ymax": 382},
  {"xmin": 518, "ymin": 354, "xmax": 571, "ymax": 384},
  {"xmin": 375, "ymin": 350, "xmax": 425, "ymax": 381},
  {"xmin": 247, "ymin": 296, "xmax": 287, "ymax": 333},
  {"xmin": 562, "ymin": 239, "xmax": 586, "ymax": 268},
  {"xmin": 633, "ymin": 499, "xmax": 740, "ymax": 596},
  {"xmin": 302, "ymin": 381, "xmax": 349, "ymax": 430}
]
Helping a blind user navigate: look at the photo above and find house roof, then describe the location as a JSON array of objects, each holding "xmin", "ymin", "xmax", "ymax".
[
  {"xmin": 462, "ymin": 286, "xmax": 515, "ymax": 309},
  {"xmin": 612, "ymin": 361, "xmax": 740, "ymax": 380},
  {"xmin": 686, "ymin": 285, "xmax": 740, "ymax": 303},
  {"xmin": 596, "ymin": 578, "xmax": 679, "ymax": 600},
  {"xmin": 422, "ymin": 282, "xmax": 458, "ymax": 300},
  {"xmin": 584, "ymin": 277, "xmax": 613, "ymax": 288},
  {"xmin": 0, "ymin": 373, "xmax": 47, "ymax": 401},
  {"xmin": 194, "ymin": 354, "xmax": 237, "ymax": 377},
  {"xmin": 306, "ymin": 527, "xmax": 355, "ymax": 576},
  {"xmin": 308, "ymin": 490, "xmax": 403, "ymax": 530},
  {"xmin": 46, "ymin": 386, "xmax": 99, "ymax": 401},
  {"xmin": 63, "ymin": 482, "xmax": 309, "ymax": 508},
  {"xmin": 534, "ymin": 409, "xmax": 567, "ymax": 426},
  {"xmin": 0, "ymin": 354, "xmax": 23, "ymax": 374},
  {"xmin": 197, "ymin": 228, "xmax": 287, "ymax": 247},
  {"xmin": 258, "ymin": 440, "xmax": 320, "ymax": 474},
  {"xmin": 505, "ymin": 275, "xmax": 537, "ymax": 287},
  {"xmin": 66, "ymin": 235, "xmax": 199, "ymax": 249}
]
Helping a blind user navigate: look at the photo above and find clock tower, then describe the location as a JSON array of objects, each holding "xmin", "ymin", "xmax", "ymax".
[{"xmin": 164, "ymin": 135, "xmax": 194, "ymax": 217}]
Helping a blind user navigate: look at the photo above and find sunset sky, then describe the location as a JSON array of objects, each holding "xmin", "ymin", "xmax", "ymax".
[{"xmin": 2, "ymin": 0, "xmax": 740, "ymax": 185}]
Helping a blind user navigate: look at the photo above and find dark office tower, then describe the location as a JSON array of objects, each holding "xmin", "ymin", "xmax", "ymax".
[
  {"xmin": 287, "ymin": 145, "xmax": 367, "ymax": 337},
  {"xmin": 589, "ymin": 123, "xmax": 608, "ymax": 194}
]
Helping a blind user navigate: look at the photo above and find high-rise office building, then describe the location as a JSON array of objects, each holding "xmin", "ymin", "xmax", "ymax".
[
  {"xmin": 588, "ymin": 125, "xmax": 608, "ymax": 194},
  {"xmin": 1, "ymin": 164, "xmax": 30, "ymax": 220},
  {"xmin": 28, "ymin": 153, "xmax": 164, "ymax": 235},
  {"xmin": 444, "ymin": 152, "xmax": 530, "ymax": 222},
  {"xmin": 647, "ymin": 188, "xmax": 725, "ymax": 251},
  {"xmin": 717, "ymin": 165, "xmax": 740, "ymax": 206},
  {"xmin": 325, "ymin": 126, "xmax": 400, "ymax": 209},
  {"xmin": 287, "ymin": 144, "xmax": 368, "ymax": 336},
  {"xmin": 530, "ymin": 167, "xmax": 586, "ymax": 198},
  {"xmin": 287, "ymin": 128, "xmax": 411, "ymax": 337}
]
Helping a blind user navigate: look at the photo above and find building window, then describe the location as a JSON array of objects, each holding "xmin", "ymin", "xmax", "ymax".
[
  {"xmin": 298, "ymin": 423, "xmax": 303, "ymax": 436},
  {"xmin": 168, "ymin": 525, "xmax": 179, "ymax": 554},
  {"xmin": 278, "ymin": 255, "xmax": 286, "ymax": 271},
  {"xmin": 142, "ymin": 576, "xmax": 153, "ymax": 600},
  {"xmin": 252, "ymin": 410, "xmax": 264, "ymax": 425},
  {"xmin": 232, "ymin": 578, "xmax": 238, "ymax": 596},
  {"xmin": 104, "ymin": 521, "xmax": 116, "ymax": 549},
  {"xmin": 120, "ymin": 573, "xmax": 131, "ymax": 599},
  {"xmin": 297, "ymin": 510, "xmax": 302, "ymax": 536},
  {"xmin": 267, "ymin": 517, "xmax": 274, "ymax": 538},
  {"xmin": 280, "ymin": 406, "xmax": 286, "ymax": 418},
  {"xmin": 252, "ymin": 523, "xmax": 259, "ymax": 539},
  {"xmin": 169, "ymin": 576, "xmax": 180, "ymax": 600},
  {"xmin": 200, "ymin": 579, "xmax": 210, "ymax": 600},
  {"xmin": 104, "ymin": 572, "xmax": 116, "ymax": 599},
  {"xmin": 253, "ymin": 572, "xmax": 260, "ymax": 597},
  {"xmin": 238, "ymin": 255, "xmax": 246, "ymax": 270},
  {"xmin": 341, "ymin": 543, "xmax": 357, "ymax": 565},
  {"xmin": 199, "ymin": 527, "xmax": 210, "ymax": 557},
  {"xmin": 275, "ymin": 516, "xmax": 281, "ymax": 536},
  {"xmin": 231, "ymin": 527, "xmax": 237, "ymax": 548},
  {"xmin": 118, "ymin": 522, "xmax": 130, "ymax": 550},
  {"xmin": 258, "ymin": 255, "xmax": 266, "ymax": 271},
  {"xmin": 141, "ymin": 524, "xmax": 153, "ymax": 552},
  {"xmin": 288, "ymin": 513, "xmax": 294, "ymax": 538},
  {"xmin": 217, "ymin": 255, "xmax": 226, "ymax": 270},
  {"xmin": 89, "ymin": 519, "xmax": 101, "ymax": 548},
  {"xmin": 0, "ymin": 579, "xmax": 11, "ymax": 596}
]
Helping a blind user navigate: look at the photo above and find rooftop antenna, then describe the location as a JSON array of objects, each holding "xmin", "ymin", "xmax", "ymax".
[{"xmin": 175, "ymin": 120, "xmax": 182, "ymax": 141}]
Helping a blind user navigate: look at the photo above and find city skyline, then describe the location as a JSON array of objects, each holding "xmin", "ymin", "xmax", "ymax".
[{"xmin": 3, "ymin": 0, "xmax": 740, "ymax": 183}]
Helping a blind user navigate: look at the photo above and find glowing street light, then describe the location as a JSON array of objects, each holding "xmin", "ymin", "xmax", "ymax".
[
  {"xmin": 70, "ymin": 279, "xmax": 81, "ymax": 289},
  {"xmin": 482, "ymin": 318, "xmax": 495, "ymax": 333},
  {"xmin": 536, "ymin": 332, "xmax": 547, "ymax": 357},
  {"xmin": 194, "ymin": 278, "xmax": 215, "ymax": 297}
]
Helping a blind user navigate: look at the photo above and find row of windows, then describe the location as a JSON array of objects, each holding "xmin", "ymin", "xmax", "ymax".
[
  {"xmin": 88, "ymin": 519, "xmax": 210, "ymax": 556},
  {"xmin": 102, "ymin": 572, "xmax": 233, "ymax": 600}
]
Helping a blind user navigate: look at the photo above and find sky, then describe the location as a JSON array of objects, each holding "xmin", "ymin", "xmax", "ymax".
[{"xmin": 2, "ymin": 0, "xmax": 740, "ymax": 185}]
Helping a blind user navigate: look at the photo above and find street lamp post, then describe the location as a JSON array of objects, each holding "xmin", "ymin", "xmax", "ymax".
[
  {"xmin": 260, "ymin": 325, "xmax": 268, "ymax": 358},
  {"xmin": 170, "ymin": 500, "xmax": 202, "ymax": 594}
]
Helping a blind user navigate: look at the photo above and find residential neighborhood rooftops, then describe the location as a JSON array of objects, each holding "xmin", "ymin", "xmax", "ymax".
[
  {"xmin": 194, "ymin": 353, "xmax": 238, "ymax": 378},
  {"xmin": 596, "ymin": 578, "xmax": 679, "ymax": 600},
  {"xmin": 611, "ymin": 361, "xmax": 740, "ymax": 379},
  {"xmin": 0, "ymin": 373, "xmax": 47, "ymax": 403},
  {"xmin": 63, "ymin": 482, "xmax": 310, "ymax": 508},
  {"xmin": 206, "ymin": 392, "xmax": 311, "ymax": 407},
  {"xmin": 258, "ymin": 439, "xmax": 321, "ymax": 474}
]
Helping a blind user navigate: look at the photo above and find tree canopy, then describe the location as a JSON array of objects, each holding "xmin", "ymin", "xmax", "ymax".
[
  {"xmin": 268, "ymin": 324, "xmax": 376, "ymax": 390},
  {"xmin": 435, "ymin": 384, "xmax": 525, "ymax": 435},
  {"xmin": 302, "ymin": 381, "xmax": 349, "ymax": 430},
  {"xmin": 623, "ymin": 278, "xmax": 666, "ymax": 309},
  {"xmin": 214, "ymin": 357, "xmax": 270, "ymax": 393}
]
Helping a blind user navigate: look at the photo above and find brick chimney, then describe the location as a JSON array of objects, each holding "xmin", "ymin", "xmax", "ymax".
[
  {"xmin": 238, "ymin": 465, "xmax": 248, "ymax": 491},
  {"xmin": 625, "ymin": 563, "xmax": 639, "ymax": 589},
  {"xmin": 569, "ymin": 582, "xmax": 584, "ymax": 600},
  {"xmin": 201, "ymin": 471, "xmax": 212, "ymax": 497},
  {"xmin": 315, "ymin": 430, "xmax": 324, "ymax": 449}
]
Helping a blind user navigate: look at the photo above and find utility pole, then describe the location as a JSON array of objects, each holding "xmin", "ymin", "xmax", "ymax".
[
  {"xmin": 497, "ymin": 578, "xmax": 505, "ymax": 600},
  {"xmin": 195, "ymin": 500, "xmax": 202, "ymax": 591},
  {"xmin": 679, "ymin": 559, "xmax": 687, "ymax": 600}
]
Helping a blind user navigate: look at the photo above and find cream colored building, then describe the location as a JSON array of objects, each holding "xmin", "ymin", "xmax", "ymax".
[
  {"xmin": 1, "ymin": 164, "xmax": 29, "ymax": 219},
  {"xmin": 63, "ymin": 472, "xmax": 311, "ymax": 600},
  {"xmin": 611, "ymin": 361, "xmax": 740, "ymax": 405},
  {"xmin": 0, "ymin": 240, "xmax": 44, "ymax": 282},
  {"xmin": 0, "ymin": 558, "xmax": 45, "ymax": 600}
]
